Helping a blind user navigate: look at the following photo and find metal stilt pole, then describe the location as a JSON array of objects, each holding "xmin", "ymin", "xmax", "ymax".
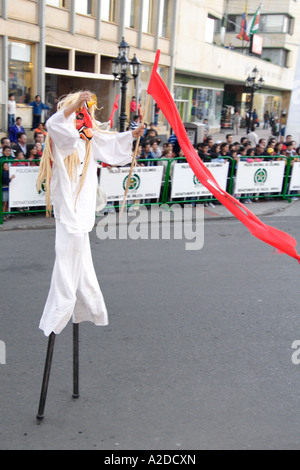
[
  {"xmin": 72, "ymin": 323, "xmax": 80, "ymax": 399},
  {"xmin": 36, "ymin": 332, "xmax": 56, "ymax": 420}
]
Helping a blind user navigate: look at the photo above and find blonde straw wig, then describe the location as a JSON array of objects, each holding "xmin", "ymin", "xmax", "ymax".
[{"xmin": 37, "ymin": 91, "xmax": 99, "ymax": 216}]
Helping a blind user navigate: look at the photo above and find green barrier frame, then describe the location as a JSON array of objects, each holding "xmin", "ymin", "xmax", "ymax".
[{"xmin": 1, "ymin": 155, "xmax": 299, "ymax": 225}]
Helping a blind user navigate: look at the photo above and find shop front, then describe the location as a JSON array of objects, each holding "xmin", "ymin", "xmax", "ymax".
[{"xmin": 174, "ymin": 74, "xmax": 224, "ymax": 133}]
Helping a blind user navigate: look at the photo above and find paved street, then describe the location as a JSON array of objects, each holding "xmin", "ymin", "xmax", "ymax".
[{"xmin": 1, "ymin": 208, "xmax": 300, "ymax": 450}]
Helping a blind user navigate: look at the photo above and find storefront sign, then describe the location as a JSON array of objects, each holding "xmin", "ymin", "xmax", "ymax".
[
  {"xmin": 171, "ymin": 162, "xmax": 229, "ymax": 198},
  {"xmin": 235, "ymin": 161, "xmax": 285, "ymax": 194}
]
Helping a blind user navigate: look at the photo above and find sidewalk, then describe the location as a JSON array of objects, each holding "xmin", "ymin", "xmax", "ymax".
[
  {"xmin": 0, "ymin": 199, "xmax": 297, "ymax": 232},
  {"xmin": 211, "ymin": 126, "xmax": 274, "ymax": 144}
]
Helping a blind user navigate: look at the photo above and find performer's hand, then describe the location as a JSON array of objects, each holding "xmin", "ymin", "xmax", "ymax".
[
  {"xmin": 64, "ymin": 91, "xmax": 93, "ymax": 120},
  {"xmin": 132, "ymin": 125, "xmax": 144, "ymax": 140},
  {"xmin": 76, "ymin": 91, "xmax": 93, "ymax": 110}
]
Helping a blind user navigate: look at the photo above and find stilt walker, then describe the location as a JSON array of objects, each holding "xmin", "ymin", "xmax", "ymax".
[{"xmin": 36, "ymin": 91, "xmax": 144, "ymax": 420}]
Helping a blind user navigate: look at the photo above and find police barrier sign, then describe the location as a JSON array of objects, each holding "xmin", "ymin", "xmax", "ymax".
[
  {"xmin": 99, "ymin": 166, "xmax": 164, "ymax": 202},
  {"xmin": 235, "ymin": 161, "xmax": 286, "ymax": 194},
  {"xmin": 290, "ymin": 162, "xmax": 300, "ymax": 192},
  {"xmin": 171, "ymin": 162, "xmax": 229, "ymax": 198},
  {"xmin": 9, "ymin": 166, "xmax": 46, "ymax": 208}
]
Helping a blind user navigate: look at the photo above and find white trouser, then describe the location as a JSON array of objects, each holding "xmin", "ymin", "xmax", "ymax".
[{"xmin": 39, "ymin": 220, "xmax": 108, "ymax": 336}]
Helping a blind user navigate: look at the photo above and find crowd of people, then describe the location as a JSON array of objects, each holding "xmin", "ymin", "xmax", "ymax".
[{"xmin": 1, "ymin": 107, "xmax": 300, "ymax": 220}]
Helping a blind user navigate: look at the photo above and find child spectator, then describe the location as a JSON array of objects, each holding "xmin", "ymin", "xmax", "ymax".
[
  {"xmin": 2, "ymin": 161, "xmax": 15, "ymax": 221},
  {"xmin": 12, "ymin": 150, "xmax": 27, "ymax": 167},
  {"xmin": 0, "ymin": 146, "xmax": 15, "ymax": 161},
  {"xmin": 8, "ymin": 93, "xmax": 16, "ymax": 128}
]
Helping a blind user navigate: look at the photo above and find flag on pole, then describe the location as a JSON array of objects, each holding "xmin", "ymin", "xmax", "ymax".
[
  {"xmin": 108, "ymin": 94, "xmax": 119, "ymax": 128},
  {"xmin": 237, "ymin": 10, "xmax": 250, "ymax": 41},
  {"xmin": 247, "ymin": 3, "xmax": 262, "ymax": 36},
  {"xmin": 147, "ymin": 50, "xmax": 300, "ymax": 263}
]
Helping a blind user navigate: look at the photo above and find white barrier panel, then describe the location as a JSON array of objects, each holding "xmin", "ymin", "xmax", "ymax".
[
  {"xmin": 290, "ymin": 162, "xmax": 300, "ymax": 192},
  {"xmin": 235, "ymin": 161, "xmax": 286, "ymax": 194},
  {"xmin": 9, "ymin": 166, "xmax": 46, "ymax": 208},
  {"xmin": 99, "ymin": 166, "xmax": 164, "ymax": 202},
  {"xmin": 171, "ymin": 162, "xmax": 229, "ymax": 198}
]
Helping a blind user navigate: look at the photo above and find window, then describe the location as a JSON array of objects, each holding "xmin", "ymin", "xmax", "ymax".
[
  {"xmin": 159, "ymin": 0, "xmax": 170, "ymax": 38},
  {"xmin": 75, "ymin": 51, "xmax": 95, "ymax": 73},
  {"xmin": 46, "ymin": 46, "xmax": 69, "ymax": 69},
  {"xmin": 46, "ymin": 0, "xmax": 66, "ymax": 7},
  {"xmin": 142, "ymin": 0, "xmax": 155, "ymax": 34},
  {"xmin": 101, "ymin": 0, "xmax": 117, "ymax": 23},
  {"xmin": 206, "ymin": 15, "xmax": 219, "ymax": 44},
  {"xmin": 125, "ymin": 0, "xmax": 140, "ymax": 29},
  {"xmin": 259, "ymin": 15, "xmax": 292, "ymax": 33},
  {"xmin": 261, "ymin": 48, "xmax": 288, "ymax": 67},
  {"xmin": 75, "ymin": 0, "xmax": 93, "ymax": 15},
  {"xmin": 8, "ymin": 41, "xmax": 33, "ymax": 104}
]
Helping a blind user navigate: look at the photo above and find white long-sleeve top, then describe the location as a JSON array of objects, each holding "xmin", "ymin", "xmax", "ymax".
[{"xmin": 47, "ymin": 109, "xmax": 133, "ymax": 233}]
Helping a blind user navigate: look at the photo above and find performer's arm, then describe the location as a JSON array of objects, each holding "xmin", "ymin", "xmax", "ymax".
[{"xmin": 93, "ymin": 125, "xmax": 144, "ymax": 167}]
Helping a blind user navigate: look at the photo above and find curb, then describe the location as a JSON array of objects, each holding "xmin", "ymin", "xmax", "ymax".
[{"xmin": 0, "ymin": 202, "xmax": 292, "ymax": 232}]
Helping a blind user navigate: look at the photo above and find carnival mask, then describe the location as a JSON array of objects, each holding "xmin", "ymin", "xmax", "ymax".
[{"xmin": 76, "ymin": 99, "xmax": 95, "ymax": 141}]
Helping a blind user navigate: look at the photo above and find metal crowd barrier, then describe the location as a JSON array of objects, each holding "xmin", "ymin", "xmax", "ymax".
[{"xmin": 1, "ymin": 155, "xmax": 299, "ymax": 225}]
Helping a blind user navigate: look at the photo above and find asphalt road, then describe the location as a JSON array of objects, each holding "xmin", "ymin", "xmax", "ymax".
[{"xmin": 1, "ymin": 214, "xmax": 300, "ymax": 450}]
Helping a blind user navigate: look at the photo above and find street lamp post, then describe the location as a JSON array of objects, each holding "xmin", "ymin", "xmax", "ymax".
[
  {"xmin": 245, "ymin": 66, "xmax": 264, "ymax": 133},
  {"xmin": 112, "ymin": 37, "xmax": 141, "ymax": 132}
]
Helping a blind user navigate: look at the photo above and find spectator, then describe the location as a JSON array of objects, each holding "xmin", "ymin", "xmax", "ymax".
[
  {"xmin": 247, "ymin": 126, "xmax": 259, "ymax": 146},
  {"xmin": 1, "ymin": 146, "xmax": 15, "ymax": 162},
  {"xmin": 226, "ymin": 134, "xmax": 233, "ymax": 145},
  {"xmin": 141, "ymin": 141, "xmax": 156, "ymax": 166},
  {"xmin": 2, "ymin": 161, "xmax": 15, "ymax": 221},
  {"xmin": 205, "ymin": 136, "xmax": 214, "ymax": 152},
  {"xmin": 271, "ymin": 117, "xmax": 280, "ymax": 138},
  {"xmin": 12, "ymin": 150, "xmax": 27, "ymax": 167},
  {"xmin": 198, "ymin": 142, "xmax": 210, "ymax": 162},
  {"xmin": 13, "ymin": 132, "xmax": 27, "ymax": 157},
  {"xmin": 34, "ymin": 132, "xmax": 45, "ymax": 150},
  {"xmin": 35, "ymin": 142, "xmax": 43, "ymax": 158},
  {"xmin": 232, "ymin": 111, "xmax": 241, "ymax": 135},
  {"xmin": 130, "ymin": 96, "xmax": 137, "ymax": 122},
  {"xmin": 151, "ymin": 139, "xmax": 162, "ymax": 158},
  {"xmin": 263, "ymin": 110, "xmax": 270, "ymax": 129},
  {"xmin": 129, "ymin": 114, "xmax": 140, "ymax": 131},
  {"xmin": 144, "ymin": 123, "xmax": 158, "ymax": 141},
  {"xmin": 203, "ymin": 118, "xmax": 210, "ymax": 136},
  {"xmin": 168, "ymin": 133, "xmax": 180, "ymax": 156},
  {"xmin": 26, "ymin": 144, "xmax": 40, "ymax": 165},
  {"xmin": 9, "ymin": 117, "xmax": 25, "ymax": 144},
  {"xmin": 0, "ymin": 137, "xmax": 15, "ymax": 158},
  {"xmin": 210, "ymin": 143, "xmax": 221, "ymax": 161},
  {"xmin": 8, "ymin": 93, "xmax": 16, "ymax": 129},
  {"xmin": 220, "ymin": 142, "xmax": 230, "ymax": 160},
  {"xmin": 154, "ymin": 103, "xmax": 160, "ymax": 126},
  {"xmin": 33, "ymin": 122, "xmax": 47, "ymax": 141},
  {"xmin": 29, "ymin": 95, "xmax": 50, "ymax": 130}
]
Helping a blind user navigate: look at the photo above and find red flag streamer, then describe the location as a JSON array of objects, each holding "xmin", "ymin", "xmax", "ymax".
[
  {"xmin": 108, "ymin": 94, "xmax": 119, "ymax": 128},
  {"xmin": 147, "ymin": 50, "xmax": 300, "ymax": 263}
]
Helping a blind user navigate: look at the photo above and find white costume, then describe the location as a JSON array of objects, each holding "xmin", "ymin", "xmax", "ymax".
[{"xmin": 39, "ymin": 110, "xmax": 133, "ymax": 336}]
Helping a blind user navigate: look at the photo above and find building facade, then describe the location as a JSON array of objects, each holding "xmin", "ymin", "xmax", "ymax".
[
  {"xmin": 0, "ymin": 0, "xmax": 176, "ymax": 133},
  {"xmin": 1, "ymin": 0, "xmax": 299, "ymax": 135},
  {"xmin": 174, "ymin": 0, "xmax": 300, "ymax": 132}
]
